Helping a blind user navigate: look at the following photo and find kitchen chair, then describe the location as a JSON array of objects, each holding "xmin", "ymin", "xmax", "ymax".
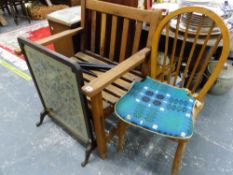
[{"xmin": 115, "ymin": 6, "xmax": 230, "ymax": 175}]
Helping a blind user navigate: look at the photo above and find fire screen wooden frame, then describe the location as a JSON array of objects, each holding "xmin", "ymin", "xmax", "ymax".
[{"xmin": 18, "ymin": 37, "xmax": 95, "ymax": 167}]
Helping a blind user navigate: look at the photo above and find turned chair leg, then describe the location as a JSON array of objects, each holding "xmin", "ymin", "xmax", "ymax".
[
  {"xmin": 117, "ymin": 120, "xmax": 127, "ymax": 151},
  {"xmin": 172, "ymin": 141, "xmax": 187, "ymax": 175}
]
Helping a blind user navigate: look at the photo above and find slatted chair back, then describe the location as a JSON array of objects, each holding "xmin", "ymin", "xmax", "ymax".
[
  {"xmin": 81, "ymin": 0, "xmax": 162, "ymax": 62},
  {"xmin": 150, "ymin": 6, "xmax": 230, "ymax": 101}
]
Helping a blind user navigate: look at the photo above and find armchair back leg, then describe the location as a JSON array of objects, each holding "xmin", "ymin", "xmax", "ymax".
[{"xmin": 117, "ymin": 120, "xmax": 127, "ymax": 151}]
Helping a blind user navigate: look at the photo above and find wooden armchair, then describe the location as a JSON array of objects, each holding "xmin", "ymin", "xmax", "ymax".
[{"xmin": 28, "ymin": 0, "xmax": 162, "ymax": 159}]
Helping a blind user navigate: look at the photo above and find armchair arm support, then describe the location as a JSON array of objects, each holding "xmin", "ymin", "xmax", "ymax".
[
  {"xmin": 36, "ymin": 27, "xmax": 84, "ymax": 46},
  {"xmin": 82, "ymin": 48, "xmax": 150, "ymax": 97},
  {"xmin": 14, "ymin": 27, "xmax": 84, "ymax": 55}
]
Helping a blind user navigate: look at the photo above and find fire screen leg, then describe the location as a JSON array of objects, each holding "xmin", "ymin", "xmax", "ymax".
[
  {"xmin": 81, "ymin": 142, "xmax": 96, "ymax": 167},
  {"xmin": 36, "ymin": 109, "xmax": 49, "ymax": 127}
]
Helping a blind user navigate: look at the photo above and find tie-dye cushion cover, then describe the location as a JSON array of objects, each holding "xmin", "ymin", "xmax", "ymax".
[{"xmin": 115, "ymin": 77, "xmax": 196, "ymax": 139}]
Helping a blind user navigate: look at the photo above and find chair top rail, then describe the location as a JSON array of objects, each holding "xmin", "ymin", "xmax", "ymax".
[{"xmin": 86, "ymin": 0, "xmax": 160, "ymax": 23}]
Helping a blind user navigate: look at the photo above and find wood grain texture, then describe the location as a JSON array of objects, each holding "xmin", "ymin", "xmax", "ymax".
[
  {"xmin": 132, "ymin": 21, "xmax": 143, "ymax": 54},
  {"xmin": 90, "ymin": 93, "xmax": 107, "ymax": 159},
  {"xmin": 75, "ymin": 51, "xmax": 142, "ymax": 82},
  {"xmin": 119, "ymin": 18, "xmax": 130, "ymax": 62},
  {"xmin": 100, "ymin": 13, "xmax": 107, "ymax": 56},
  {"xmin": 86, "ymin": 0, "xmax": 156, "ymax": 23},
  {"xmin": 172, "ymin": 141, "xmax": 187, "ymax": 175},
  {"xmin": 36, "ymin": 27, "xmax": 84, "ymax": 46},
  {"xmin": 109, "ymin": 15, "xmax": 118, "ymax": 60},
  {"xmin": 81, "ymin": 0, "xmax": 87, "ymax": 51},
  {"xmin": 82, "ymin": 48, "xmax": 150, "ymax": 97},
  {"xmin": 151, "ymin": 6, "xmax": 230, "ymax": 100},
  {"xmin": 91, "ymin": 11, "xmax": 97, "ymax": 52},
  {"xmin": 149, "ymin": 6, "xmax": 230, "ymax": 175}
]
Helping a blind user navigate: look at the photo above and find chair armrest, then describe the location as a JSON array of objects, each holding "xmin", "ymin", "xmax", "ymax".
[
  {"xmin": 14, "ymin": 27, "xmax": 84, "ymax": 55},
  {"xmin": 82, "ymin": 48, "xmax": 150, "ymax": 97},
  {"xmin": 36, "ymin": 27, "xmax": 84, "ymax": 45}
]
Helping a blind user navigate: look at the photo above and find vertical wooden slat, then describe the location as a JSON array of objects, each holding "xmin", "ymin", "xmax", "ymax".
[
  {"xmin": 180, "ymin": 14, "xmax": 205, "ymax": 87},
  {"xmin": 80, "ymin": 0, "xmax": 86, "ymax": 51},
  {"xmin": 147, "ymin": 10, "xmax": 162, "ymax": 48},
  {"xmin": 191, "ymin": 34, "xmax": 222, "ymax": 92},
  {"xmin": 168, "ymin": 15, "xmax": 181, "ymax": 84},
  {"xmin": 173, "ymin": 12, "xmax": 193, "ymax": 86},
  {"xmin": 119, "ymin": 18, "xmax": 130, "ymax": 62},
  {"xmin": 132, "ymin": 21, "xmax": 143, "ymax": 54},
  {"xmin": 117, "ymin": 121, "xmax": 127, "ymax": 151},
  {"xmin": 186, "ymin": 22, "xmax": 216, "ymax": 88},
  {"xmin": 160, "ymin": 22, "xmax": 170, "ymax": 81},
  {"xmin": 91, "ymin": 11, "xmax": 97, "ymax": 52},
  {"xmin": 100, "ymin": 13, "xmax": 107, "ymax": 56},
  {"xmin": 109, "ymin": 15, "xmax": 118, "ymax": 60}
]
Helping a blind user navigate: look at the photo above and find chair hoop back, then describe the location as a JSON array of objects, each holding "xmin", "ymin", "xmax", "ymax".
[{"xmin": 151, "ymin": 6, "xmax": 230, "ymax": 100}]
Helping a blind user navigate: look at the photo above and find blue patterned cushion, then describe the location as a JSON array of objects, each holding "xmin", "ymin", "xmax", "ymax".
[{"xmin": 115, "ymin": 77, "xmax": 196, "ymax": 139}]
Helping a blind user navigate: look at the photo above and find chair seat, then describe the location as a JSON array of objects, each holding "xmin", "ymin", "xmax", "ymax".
[
  {"xmin": 73, "ymin": 51, "xmax": 143, "ymax": 112},
  {"xmin": 115, "ymin": 77, "xmax": 196, "ymax": 139}
]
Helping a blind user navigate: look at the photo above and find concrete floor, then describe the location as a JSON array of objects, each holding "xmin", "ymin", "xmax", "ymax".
[{"xmin": 0, "ymin": 11, "xmax": 233, "ymax": 175}]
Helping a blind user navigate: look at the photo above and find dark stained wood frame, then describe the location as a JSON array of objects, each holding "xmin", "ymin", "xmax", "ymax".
[{"xmin": 18, "ymin": 37, "xmax": 95, "ymax": 167}]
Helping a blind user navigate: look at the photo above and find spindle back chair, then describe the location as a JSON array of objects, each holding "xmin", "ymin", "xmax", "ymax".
[
  {"xmin": 151, "ymin": 6, "xmax": 230, "ymax": 100},
  {"xmin": 116, "ymin": 6, "xmax": 230, "ymax": 175}
]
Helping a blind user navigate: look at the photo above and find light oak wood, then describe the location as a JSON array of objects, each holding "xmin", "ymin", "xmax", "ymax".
[
  {"xmin": 87, "ymin": 0, "xmax": 155, "ymax": 23},
  {"xmin": 36, "ymin": 27, "xmax": 84, "ymax": 46},
  {"xmin": 117, "ymin": 120, "xmax": 127, "ymax": 151},
  {"xmin": 147, "ymin": 10, "xmax": 163, "ymax": 47},
  {"xmin": 100, "ymin": 13, "xmax": 107, "ymax": 56},
  {"xmin": 186, "ymin": 20, "xmax": 216, "ymax": 89},
  {"xmin": 47, "ymin": 20, "xmax": 80, "ymax": 57},
  {"xmin": 82, "ymin": 48, "xmax": 150, "ymax": 97},
  {"xmin": 172, "ymin": 141, "xmax": 187, "ymax": 175},
  {"xmin": 84, "ymin": 0, "xmax": 161, "ymax": 63},
  {"xmin": 180, "ymin": 14, "xmax": 205, "ymax": 87},
  {"xmin": 172, "ymin": 12, "xmax": 192, "ymax": 85},
  {"xmin": 148, "ymin": 6, "xmax": 230, "ymax": 175},
  {"xmin": 81, "ymin": 0, "xmax": 87, "ymax": 51},
  {"xmin": 132, "ymin": 21, "xmax": 143, "ymax": 54},
  {"xmin": 151, "ymin": 6, "xmax": 230, "ymax": 100},
  {"xmin": 192, "ymin": 35, "xmax": 222, "ymax": 93},
  {"xmin": 119, "ymin": 18, "xmax": 130, "ymax": 62},
  {"xmin": 90, "ymin": 93, "xmax": 107, "ymax": 159},
  {"xmin": 91, "ymin": 10, "xmax": 97, "ymax": 52},
  {"xmin": 109, "ymin": 15, "xmax": 118, "ymax": 60},
  {"xmin": 76, "ymin": 51, "xmax": 142, "ymax": 82},
  {"xmin": 15, "ymin": 27, "xmax": 84, "ymax": 55},
  {"xmin": 101, "ymin": 0, "xmax": 138, "ymax": 7}
]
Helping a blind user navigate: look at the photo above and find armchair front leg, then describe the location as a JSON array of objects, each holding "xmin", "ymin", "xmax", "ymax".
[{"xmin": 90, "ymin": 92, "xmax": 107, "ymax": 159}]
